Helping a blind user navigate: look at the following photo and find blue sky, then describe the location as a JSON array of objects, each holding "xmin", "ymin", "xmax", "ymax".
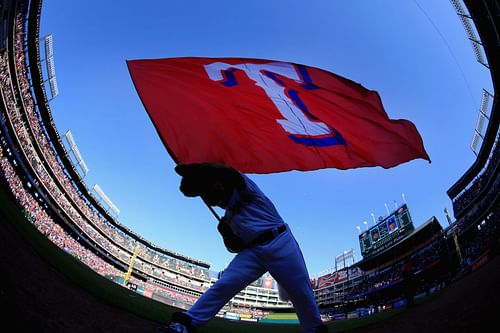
[{"xmin": 39, "ymin": 0, "xmax": 492, "ymax": 275}]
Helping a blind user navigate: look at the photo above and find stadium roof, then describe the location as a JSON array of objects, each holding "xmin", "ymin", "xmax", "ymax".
[{"xmin": 448, "ymin": 0, "xmax": 500, "ymax": 200}]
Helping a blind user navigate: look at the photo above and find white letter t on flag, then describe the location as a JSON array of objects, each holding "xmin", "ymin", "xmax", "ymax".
[{"xmin": 204, "ymin": 62, "xmax": 331, "ymax": 137}]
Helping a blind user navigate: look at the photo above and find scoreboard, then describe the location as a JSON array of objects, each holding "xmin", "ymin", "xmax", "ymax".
[{"xmin": 359, "ymin": 204, "xmax": 415, "ymax": 257}]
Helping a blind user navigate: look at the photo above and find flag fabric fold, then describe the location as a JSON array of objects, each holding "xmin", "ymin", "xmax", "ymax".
[{"xmin": 127, "ymin": 57, "xmax": 430, "ymax": 174}]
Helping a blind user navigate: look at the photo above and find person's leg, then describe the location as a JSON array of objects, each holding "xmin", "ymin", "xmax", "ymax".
[
  {"xmin": 261, "ymin": 229, "xmax": 325, "ymax": 333},
  {"xmin": 186, "ymin": 248, "xmax": 266, "ymax": 326}
]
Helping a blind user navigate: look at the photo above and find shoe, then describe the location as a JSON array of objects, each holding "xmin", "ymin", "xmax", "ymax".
[
  {"xmin": 154, "ymin": 322, "xmax": 189, "ymax": 333},
  {"xmin": 155, "ymin": 312, "xmax": 197, "ymax": 333}
]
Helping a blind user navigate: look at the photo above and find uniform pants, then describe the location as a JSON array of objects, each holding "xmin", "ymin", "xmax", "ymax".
[{"xmin": 186, "ymin": 225, "xmax": 323, "ymax": 333}]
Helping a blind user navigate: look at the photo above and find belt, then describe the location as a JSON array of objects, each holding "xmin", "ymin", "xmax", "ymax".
[{"xmin": 248, "ymin": 225, "xmax": 287, "ymax": 247}]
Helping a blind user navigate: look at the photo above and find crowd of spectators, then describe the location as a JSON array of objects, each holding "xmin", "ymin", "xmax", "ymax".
[
  {"xmin": 2, "ymin": 0, "xmax": 499, "ymax": 321},
  {"xmin": 347, "ymin": 238, "xmax": 444, "ymax": 299},
  {"xmin": 0, "ymin": 144, "xmax": 121, "ymax": 278},
  {"xmin": 410, "ymin": 239, "xmax": 444, "ymax": 273},
  {"xmin": 1, "ymin": 135, "xmax": 209, "ymax": 308},
  {"xmin": 3, "ymin": 6, "xmax": 209, "ymax": 294},
  {"xmin": 453, "ymin": 132, "xmax": 499, "ymax": 215},
  {"xmin": 3, "ymin": 19, "xmax": 211, "ymax": 306},
  {"xmin": 457, "ymin": 204, "xmax": 499, "ymax": 273},
  {"xmin": 454, "ymin": 168, "xmax": 499, "ymax": 237},
  {"xmin": 149, "ymin": 282, "xmax": 199, "ymax": 309}
]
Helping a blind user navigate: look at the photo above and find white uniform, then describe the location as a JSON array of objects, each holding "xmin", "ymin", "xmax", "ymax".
[{"xmin": 186, "ymin": 175, "xmax": 324, "ymax": 333}]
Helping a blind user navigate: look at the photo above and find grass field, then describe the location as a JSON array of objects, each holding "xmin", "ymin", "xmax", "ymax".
[
  {"xmin": 260, "ymin": 312, "xmax": 299, "ymax": 324},
  {"xmin": 0, "ymin": 184, "xmax": 404, "ymax": 332}
]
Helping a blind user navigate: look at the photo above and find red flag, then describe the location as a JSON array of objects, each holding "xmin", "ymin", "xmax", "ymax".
[{"xmin": 127, "ymin": 57, "xmax": 430, "ymax": 173}]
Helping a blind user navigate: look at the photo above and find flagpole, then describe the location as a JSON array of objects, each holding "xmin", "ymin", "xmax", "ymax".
[{"xmin": 206, "ymin": 204, "xmax": 222, "ymax": 222}]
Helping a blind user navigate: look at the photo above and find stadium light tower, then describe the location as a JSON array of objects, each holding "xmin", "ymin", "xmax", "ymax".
[
  {"xmin": 384, "ymin": 203, "xmax": 390, "ymax": 215},
  {"xmin": 43, "ymin": 34, "xmax": 59, "ymax": 100},
  {"xmin": 471, "ymin": 89, "xmax": 492, "ymax": 156},
  {"xmin": 450, "ymin": 0, "xmax": 488, "ymax": 68},
  {"xmin": 93, "ymin": 184, "xmax": 120, "ymax": 217},
  {"xmin": 363, "ymin": 221, "xmax": 368, "ymax": 230},
  {"xmin": 64, "ymin": 130, "xmax": 89, "ymax": 177},
  {"xmin": 402, "ymin": 193, "xmax": 407, "ymax": 204},
  {"xmin": 370, "ymin": 213, "xmax": 376, "ymax": 225},
  {"xmin": 356, "ymin": 225, "xmax": 361, "ymax": 234}
]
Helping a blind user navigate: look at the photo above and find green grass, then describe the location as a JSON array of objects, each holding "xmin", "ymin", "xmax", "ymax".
[
  {"xmin": 260, "ymin": 312, "xmax": 299, "ymax": 325},
  {"xmin": 0, "ymin": 184, "xmax": 405, "ymax": 332},
  {"xmin": 264, "ymin": 313, "xmax": 299, "ymax": 320}
]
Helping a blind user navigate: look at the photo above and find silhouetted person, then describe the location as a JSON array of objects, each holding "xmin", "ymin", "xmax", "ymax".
[{"xmin": 156, "ymin": 163, "xmax": 328, "ymax": 333}]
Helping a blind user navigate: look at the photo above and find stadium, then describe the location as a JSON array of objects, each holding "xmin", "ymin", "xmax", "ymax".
[{"xmin": 0, "ymin": 0, "xmax": 499, "ymax": 332}]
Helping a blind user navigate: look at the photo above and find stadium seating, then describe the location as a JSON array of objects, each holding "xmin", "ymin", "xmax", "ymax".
[{"xmin": 0, "ymin": 0, "xmax": 498, "ymax": 325}]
